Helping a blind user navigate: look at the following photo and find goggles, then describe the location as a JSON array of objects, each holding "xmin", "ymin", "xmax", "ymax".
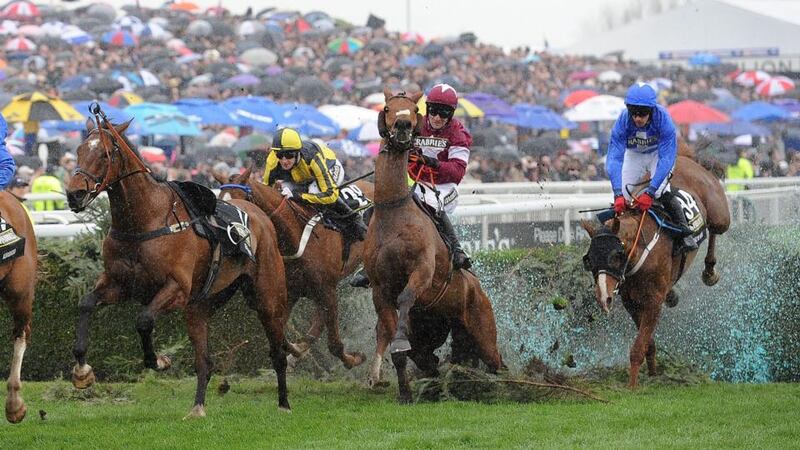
[
  {"xmin": 627, "ymin": 105, "xmax": 653, "ymax": 118},
  {"xmin": 427, "ymin": 103, "xmax": 455, "ymax": 119},
  {"xmin": 275, "ymin": 150, "xmax": 299, "ymax": 160}
]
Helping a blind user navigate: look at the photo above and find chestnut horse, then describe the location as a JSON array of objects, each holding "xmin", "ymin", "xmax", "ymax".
[
  {"xmin": 217, "ymin": 167, "xmax": 373, "ymax": 369},
  {"xmin": 0, "ymin": 193, "xmax": 36, "ymax": 423},
  {"xmin": 65, "ymin": 113, "xmax": 289, "ymax": 418},
  {"xmin": 581, "ymin": 150, "xmax": 730, "ymax": 388},
  {"xmin": 364, "ymin": 88, "xmax": 504, "ymax": 403}
]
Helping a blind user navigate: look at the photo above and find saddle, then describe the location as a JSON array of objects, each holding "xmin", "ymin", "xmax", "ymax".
[{"xmin": 0, "ymin": 216, "xmax": 25, "ymax": 264}]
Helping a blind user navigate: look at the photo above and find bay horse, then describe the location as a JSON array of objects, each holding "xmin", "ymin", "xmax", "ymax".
[
  {"xmin": 364, "ymin": 88, "xmax": 504, "ymax": 403},
  {"xmin": 581, "ymin": 148, "xmax": 730, "ymax": 388},
  {"xmin": 217, "ymin": 166, "xmax": 374, "ymax": 369},
  {"xmin": 0, "ymin": 192, "xmax": 36, "ymax": 423},
  {"xmin": 65, "ymin": 113, "xmax": 290, "ymax": 418}
]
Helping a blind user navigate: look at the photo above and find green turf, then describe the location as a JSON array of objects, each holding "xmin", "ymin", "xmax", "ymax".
[{"xmin": 2, "ymin": 375, "xmax": 798, "ymax": 449}]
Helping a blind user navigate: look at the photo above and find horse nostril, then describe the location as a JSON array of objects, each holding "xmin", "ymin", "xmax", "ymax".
[{"xmin": 395, "ymin": 119, "xmax": 411, "ymax": 131}]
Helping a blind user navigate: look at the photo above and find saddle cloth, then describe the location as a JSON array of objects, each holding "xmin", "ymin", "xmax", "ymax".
[
  {"xmin": 169, "ymin": 181, "xmax": 255, "ymax": 261},
  {"xmin": 0, "ymin": 216, "xmax": 25, "ymax": 263}
]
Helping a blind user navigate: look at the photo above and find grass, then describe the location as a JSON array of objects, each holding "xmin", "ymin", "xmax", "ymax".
[{"xmin": 2, "ymin": 373, "xmax": 799, "ymax": 449}]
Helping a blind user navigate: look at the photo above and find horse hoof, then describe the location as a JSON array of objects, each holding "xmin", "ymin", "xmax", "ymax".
[
  {"xmin": 156, "ymin": 355, "xmax": 172, "ymax": 371},
  {"xmin": 343, "ymin": 352, "xmax": 367, "ymax": 369},
  {"xmin": 390, "ymin": 339, "xmax": 411, "ymax": 354},
  {"xmin": 665, "ymin": 290, "xmax": 679, "ymax": 308},
  {"xmin": 5, "ymin": 399, "xmax": 26, "ymax": 424},
  {"xmin": 397, "ymin": 394, "xmax": 413, "ymax": 405},
  {"xmin": 182, "ymin": 405, "xmax": 206, "ymax": 420},
  {"xmin": 72, "ymin": 364, "xmax": 96, "ymax": 390},
  {"xmin": 278, "ymin": 406, "xmax": 292, "ymax": 414},
  {"xmin": 702, "ymin": 270, "xmax": 720, "ymax": 286}
]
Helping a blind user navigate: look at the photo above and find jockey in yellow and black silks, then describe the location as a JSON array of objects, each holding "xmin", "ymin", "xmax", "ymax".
[{"xmin": 263, "ymin": 127, "xmax": 367, "ymax": 240}]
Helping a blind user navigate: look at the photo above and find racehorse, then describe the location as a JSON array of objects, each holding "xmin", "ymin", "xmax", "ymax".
[
  {"xmin": 581, "ymin": 146, "xmax": 730, "ymax": 388},
  {"xmin": 0, "ymin": 193, "xmax": 36, "ymax": 423},
  {"xmin": 65, "ymin": 113, "xmax": 290, "ymax": 418},
  {"xmin": 217, "ymin": 166, "xmax": 374, "ymax": 369},
  {"xmin": 364, "ymin": 88, "xmax": 504, "ymax": 403}
]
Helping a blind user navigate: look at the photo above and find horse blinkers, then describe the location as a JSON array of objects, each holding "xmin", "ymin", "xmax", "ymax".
[
  {"xmin": 380, "ymin": 93, "xmax": 423, "ymax": 149},
  {"xmin": 583, "ymin": 231, "xmax": 627, "ymax": 282}
]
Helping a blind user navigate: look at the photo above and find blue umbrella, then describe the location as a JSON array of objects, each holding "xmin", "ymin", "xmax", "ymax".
[
  {"xmin": 503, "ymin": 104, "xmax": 576, "ymax": 130},
  {"xmin": 771, "ymin": 98, "xmax": 800, "ymax": 117},
  {"xmin": 123, "ymin": 103, "xmax": 201, "ymax": 136},
  {"xmin": 693, "ymin": 121, "xmax": 770, "ymax": 137},
  {"xmin": 58, "ymin": 75, "xmax": 92, "ymax": 92},
  {"xmin": 402, "ymin": 54, "xmax": 427, "ymax": 67},
  {"xmin": 173, "ymin": 98, "xmax": 243, "ymax": 126},
  {"xmin": 463, "ymin": 92, "xmax": 516, "ymax": 118},
  {"xmin": 327, "ymin": 139, "xmax": 368, "ymax": 158},
  {"xmin": 274, "ymin": 103, "xmax": 340, "ymax": 137},
  {"xmin": 220, "ymin": 96, "xmax": 279, "ymax": 132},
  {"xmin": 732, "ymin": 101, "xmax": 792, "ymax": 122},
  {"xmin": 71, "ymin": 101, "xmax": 130, "ymax": 123}
]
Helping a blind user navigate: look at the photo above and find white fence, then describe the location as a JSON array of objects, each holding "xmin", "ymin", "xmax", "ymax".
[{"xmin": 21, "ymin": 178, "xmax": 800, "ymax": 245}]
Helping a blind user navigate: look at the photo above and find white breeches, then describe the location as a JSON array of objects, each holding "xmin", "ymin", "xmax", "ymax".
[{"xmin": 621, "ymin": 151, "xmax": 671, "ymax": 201}]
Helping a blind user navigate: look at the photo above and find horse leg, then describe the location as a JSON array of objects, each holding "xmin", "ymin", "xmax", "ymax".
[
  {"xmin": 6, "ymin": 293, "xmax": 32, "ymax": 424},
  {"xmin": 391, "ymin": 268, "xmax": 433, "ymax": 354},
  {"xmin": 137, "ymin": 280, "xmax": 185, "ymax": 371},
  {"xmin": 72, "ymin": 279, "xmax": 119, "ymax": 389},
  {"xmin": 183, "ymin": 304, "xmax": 212, "ymax": 419},
  {"xmin": 318, "ymin": 291, "xmax": 366, "ymax": 369},
  {"xmin": 702, "ymin": 233, "xmax": 721, "ymax": 286},
  {"xmin": 626, "ymin": 300, "xmax": 662, "ymax": 389},
  {"xmin": 646, "ymin": 336, "xmax": 657, "ymax": 377},
  {"xmin": 367, "ymin": 288, "xmax": 397, "ymax": 388},
  {"xmin": 461, "ymin": 288, "xmax": 504, "ymax": 373}
]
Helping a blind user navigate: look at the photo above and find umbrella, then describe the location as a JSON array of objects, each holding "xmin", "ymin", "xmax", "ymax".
[
  {"xmin": 123, "ymin": 103, "xmax": 201, "ymax": 136},
  {"xmin": 568, "ymin": 70, "xmax": 597, "ymax": 81},
  {"xmin": 112, "ymin": 15, "xmax": 144, "ymax": 34},
  {"xmin": 294, "ymin": 76, "xmax": 333, "ymax": 103},
  {"xmin": 597, "ymin": 70, "xmax": 623, "ymax": 83},
  {"xmin": 463, "ymin": 92, "xmax": 515, "ymax": 118},
  {"xmin": 667, "ymin": 100, "xmax": 730, "ymax": 124},
  {"xmin": 272, "ymin": 103, "xmax": 340, "ymax": 137},
  {"xmin": 563, "ymin": 95, "xmax": 625, "ymax": 122},
  {"xmin": 318, "ymin": 104, "xmax": 377, "ymax": 130},
  {"xmin": 417, "ymin": 95, "xmax": 484, "ymax": 118},
  {"xmin": 693, "ymin": 121, "xmax": 770, "ymax": 137},
  {"xmin": 347, "ymin": 122, "xmax": 381, "ymax": 142},
  {"xmin": 648, "ymin": 77, "xmax": 673, "ymax": 92},
  {"xmin": 60, "ymin": 89, "xmax": 97, "ymax": 102},
  {"xmin": 108, "ymin": 91, "xmax": 144, "ymax": 108},
  {"xmin": 365, "ymin": 38, "xmax": 394, "ymax": 52},
  {"xmin": 61, "ymin": 25, "xmax": 92, "ymax": 45},
  {"xmin": 327, "ymin": 37, "xmax": 364, "ymax": 55},
  {"xmin": 4, "ymin": 36, "xmax": 35, "ymax": 52},
  {"xmin": 734, "ymin": 70, "xmax": 770, "ymax": 87},
  {"xmin": 231, "ymin": 133, "xmax": 272, "ymax": 154},
  {"xmin": 239, "ymin": 47, "xmax": 278, "ymax": 66},
  {"xmin": 326, "ymin": 139, "xmax": 369, "ymax": 158},
  {"xmin": 420, "ymin": 42, "xmax": 444, "ymax": 58},
  {"xmin": 18, "ymin": 23, "xmax": 40, "ymax": 36},
  {"xmin": 58, "ymin": 74, "xmax": 92, "ymax": 92},
  {"xmin": 102, "ymin": 30, "xmax": 138, "ymax": 47},
  {"xmin": 303, "ymin": 11, "xmax": 330, "ymax": 23},
  {"xmin": 139, "ymin": 146, "xmax": 167, "ymax": 163},
  {"xmin": 505, "ymin": 104, "xmax": 577, "ymax": 130},
  {"xmin": 139, "ymin": 22, "xmax": 170, "ymax": 40},
  {"xmin": 402, "ymin": 54, "xmax": 427, "ymax": 67},
  {"xmin": 772, "ymin": 98, "xmax": 800, "ymax": 118},
  {"xmin": 71, "ymin": 101, "xmax": 129, "ymax": 123},
  {"xmin": 1, "ymin": 1, "xmax": 40, "ymax": 20},
  {"xmin": 755, "ymin": 76, "xmax": 796, "ymax": 97},
  {"xmin": 221, "ymin": 96, "xmax": 278, "ymax": 131},
  {"xmin": 400, "ymin": 31, "xmax": 424, "ymax": 44},
  {"xmin": 170, "ymin": 2, "xmax": 201, "ymax": 13},
  {"xmin": 237, "ymin": 20, "xmax": 265, "ymax": 37},
  {"xmin": 224, "ymin": 73, "xmax": 260, "ymax": 87},
  {"xmin": 562, "ymin": 89, "xmax": 598, "ymax": 107},
  {"xmin": 173, "ymin": 98, "xmax": 243, "ymax": 126},
  {"xmin": 255, "ymin": 78, "xmax": 290, "ymax": 97},
  {"xmin": 86, "ymin": 3, "xmax": 115, "ymax": 22},
  {"xmin": 1, "ymin": 91, "xmax": 84, "ymax": 122},
  {"xmin": 731, "ymin": 101, "xmax": 791, "ymax": 122},
  {"xmin": 186, "ymin": 19, "xmax": 212, "ymax": 37}
]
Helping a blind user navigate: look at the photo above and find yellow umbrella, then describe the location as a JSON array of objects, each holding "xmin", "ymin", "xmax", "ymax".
[
  {"xmin": 1, "ymin": 91, "xmax": 84, "ymax": 123},
  {"xmin": 109, "ymin": 91, "xmax": 144, "ymax": 108},
  {"xmin": 417, "ymin": 95, "xmax": 484, "ymax": 118}
]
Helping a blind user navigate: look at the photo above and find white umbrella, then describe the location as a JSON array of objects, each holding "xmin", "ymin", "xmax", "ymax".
[
  {"xmin": 318, "ymin": 104, "xmax": 377, "ymax": 130},
  {"xmin": 239, "ymin": 47, "xmax": 278, "ymax": 66},
  {"xmin": 362, "ymin": 92, "xmax": 385, "ymax": 106},
  {"xmin": 237, "ymin": 20, "xmax": 264, "ymax": 37},
  {"xmin": 563, "ymin": 95, "xmax": 625, "ymax": 122},
  {"xmin": 349, "ymin": 122, "xmax": 381, "ymax": 141},
  {"xmin": 597, "ymin": 70, "xmax": 622, "ymax": 83}
]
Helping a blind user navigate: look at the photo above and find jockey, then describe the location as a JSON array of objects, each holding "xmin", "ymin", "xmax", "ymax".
[
  {"xmin": 0, "ymin": 115, "xmax": 16, "ymax": 191},
  {"xmin": 263, "ymin": 127, "xmax": 367, "ymax": 241},
  {"xmin": 408, "ymin": 83, "xmax": 473, "ymax": 269},
  {"xmin": 607, "ymin": 82, "xmax": 697, "ymax": 253}
]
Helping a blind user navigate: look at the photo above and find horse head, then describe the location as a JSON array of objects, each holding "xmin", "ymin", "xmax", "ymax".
[
  {"xmin": 379, "ymin": 87, "xmax": 423, "ymax": 151},
  {"xmin": 216, "ymin": 164, "xmax": 254, "ymax": 202},
  {"xmin": 66, "ymin": 117, "xmax": 144, "ymax": 212},
  {"xmin": 581, "ymin": 218, "xmax": 626, "ymax": 313}
]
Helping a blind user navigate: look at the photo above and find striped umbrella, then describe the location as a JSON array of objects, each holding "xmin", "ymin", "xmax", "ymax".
[
  {"xmin": 734, "ymin": 70, "xmax": 770, "ymax": 87},
  {"xmin": 102, "ymin": 30, "xmax": 138, "ymax": 47},
  {"xmin": 62, "ymin": 26, "xmax": 92, "ymax": 45},
  {"xmin": 0, "ymin": 1, "xmax": 40, "ymax": 20},
  {"xmin": 327, "ymin": 37, "xmax": 364, "ymax": 55},
  {"xmin": 400, "ymin": 32, "xmax": 424, "ymax": 44},
  {"xmin": 4, "ymin": 36, "xmax": 35, "ymax": 52},
  {"xmin": 755, "ymin": 76, "xmax": 796, "ymax": 97},
  {"xmin": 1, "ymin": 91, "xmax": 84, "ymax": 122},
  {"xmin": 112, "ymin": 15, "xmax": 144, "ymax": 35}
]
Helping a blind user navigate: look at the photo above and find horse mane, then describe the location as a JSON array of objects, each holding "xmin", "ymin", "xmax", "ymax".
[{"xmin": 677, "ymin": 138, "xmax": 696, "ymax": 160}]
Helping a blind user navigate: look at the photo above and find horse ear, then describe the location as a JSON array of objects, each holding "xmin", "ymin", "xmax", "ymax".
[
  {"xmin": 114, "ymin": 118, "xmax": 133, "ymax": 135},
  {"xmin": 611, "ymin": 217, "xmax": 620, "ymax": 234},
  {"xmin": 212, "ymin": 170, "xmax": 228, "ymax": 185},
  {"xmin": 414, "ymin": 112, "xmax": 424, "ymax": 135},
  {"xmin": 383, "ymin": 86, "xmax": 393, "ymax": 102},
  {"xmin": 86, "ymin": 117, "xmax": 96, "ymax": 132},
  {"xmin": 377, "ymin": 110, "xmax": 389, "ymax": 138},
  {"xmin": 410, "ymin": 91, "xmax": 423, "ymax": 103},
  {"xmin": 580, "ymin": 219, "xmax": 596, "ymax": 237},
  {"xmin": 241, "ymin": 164, "xmax": 253, "ymax": 183}
]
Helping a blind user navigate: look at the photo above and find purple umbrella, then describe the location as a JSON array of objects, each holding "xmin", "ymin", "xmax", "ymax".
[
  {"xmin": 225, "ymin": 73, "xmax": 260, "ymax": 86},
  {"xmin": 463, "ymin": 92, "xmax": 515, "ymax": 118}
]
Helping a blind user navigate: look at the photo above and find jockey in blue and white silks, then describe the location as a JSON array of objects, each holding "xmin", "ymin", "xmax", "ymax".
[{"xmin": 606, "ymin": 82, "xmax": 697, "ymax": 253}]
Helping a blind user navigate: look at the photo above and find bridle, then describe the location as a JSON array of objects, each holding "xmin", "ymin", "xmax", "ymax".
[
  {"xmin": 379, "ymin": 93, "xmax": 418, "ymax": 153},
  {"xmin": 72, "ymin": 105, "xmax": 150, "ymax": 208}
]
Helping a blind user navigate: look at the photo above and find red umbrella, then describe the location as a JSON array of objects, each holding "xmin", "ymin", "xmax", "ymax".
[
  {"xmin": 563, "ymin": 89, "xmax": 598, "ymax": 107},
  {"xmin": 734, "ymin": 70, "xmax": 770, "ymax": 87},
  {"xmin": 568, "ymin": 70, "xmax": 597, "ymax": 81},
  {"xmin": 755, "ymin": 76, "xmax": 796, "ymax": 97},
  {"xmin": 0, "ymin": 1, "xmax": 40, "ymax": 20},
  {"xmin": 667, "ymin": 100, "xmax": 730, "ymax": 124}
]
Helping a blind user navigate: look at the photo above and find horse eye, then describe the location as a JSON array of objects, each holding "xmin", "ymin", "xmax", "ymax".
[{"xmin": 383, "ymin": 106, "xmax": 389, "ymax": 113}]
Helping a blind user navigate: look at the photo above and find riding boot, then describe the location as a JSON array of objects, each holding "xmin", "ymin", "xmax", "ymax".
[
  {"xmin": 660, "ymin": 190, "xmax": 698, "ymax": 253},
  {"xmin": 437, "ymin": 210, "xmax": 472, "ymax": 270},
  {"xmin": 329, "ymin": 197, "xmax": 368, "ymax": 241}
]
